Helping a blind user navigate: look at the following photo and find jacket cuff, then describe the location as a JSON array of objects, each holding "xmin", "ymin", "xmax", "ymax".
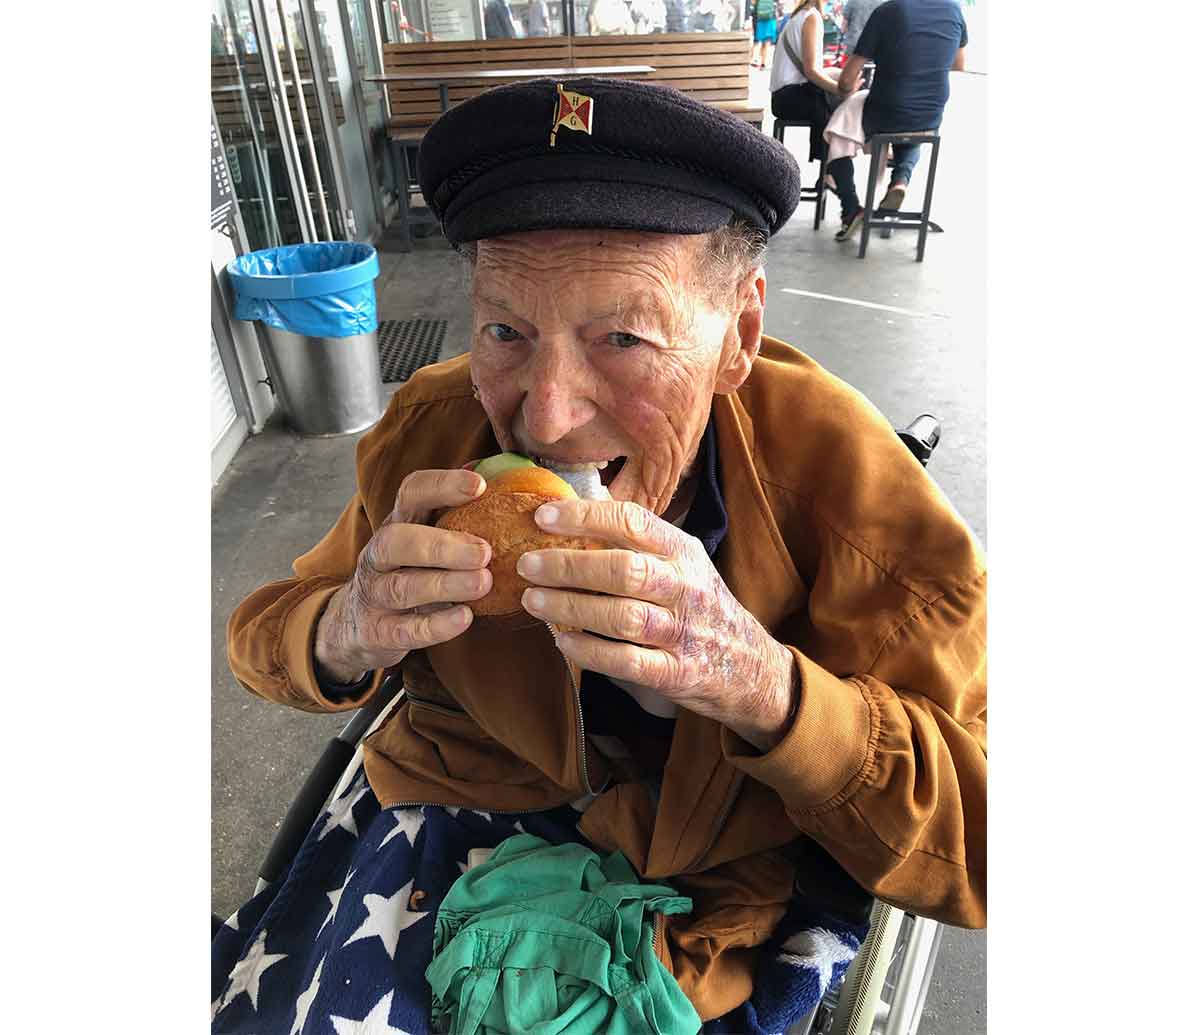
[
  {"xmin": 278, "ymin": 584, "xmax": 384, "ymax": 711},
  {"xmin": 722, "ymin": 645, "xmax": 875, "ymax": 812}
]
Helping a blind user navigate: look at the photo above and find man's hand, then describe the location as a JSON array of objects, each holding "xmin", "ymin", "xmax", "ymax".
[
  {"xmin": 313, "ymin": 469, "xmax": 494, "ymax": 685},
  {"xmin": 839, "ymin": 74, "xmax": 864, "ymax": 97},
  {"xmin": 516, "ymin": 499, "xmax": 798, "ymax": 751}
]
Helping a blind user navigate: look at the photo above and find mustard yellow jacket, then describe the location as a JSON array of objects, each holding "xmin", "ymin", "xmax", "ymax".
[{"xmin": 227, "ymin": 337, "xmax": 987, "ymax": 1021}]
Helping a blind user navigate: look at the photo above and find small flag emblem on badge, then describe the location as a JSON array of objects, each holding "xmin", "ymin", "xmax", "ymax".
[{"xmin": 550, "ymin": 83, "xmax": 594, "ymax": 147}]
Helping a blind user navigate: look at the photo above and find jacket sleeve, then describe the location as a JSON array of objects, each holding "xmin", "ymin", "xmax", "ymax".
[
  {"xmin": 224, "ymin": 384, "xmax": 430, "ymax": 711},
  {"xmin": 225, "ymin": 492, "xmax": 387, "ymax": 713},
  {"xmin": 722, "ymin": 568, "xmax": 987, "ymax": 928}
]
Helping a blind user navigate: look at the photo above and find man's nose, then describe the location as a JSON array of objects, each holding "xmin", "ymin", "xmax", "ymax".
[{"xmin": 519, "ymin": 345, "xmax": 597, "ymax": 444}]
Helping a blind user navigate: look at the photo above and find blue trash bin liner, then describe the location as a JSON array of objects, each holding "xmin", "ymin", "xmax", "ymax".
[{"xmin": 226, "ymin": 242, "xmax": 381, "ymax": 338}]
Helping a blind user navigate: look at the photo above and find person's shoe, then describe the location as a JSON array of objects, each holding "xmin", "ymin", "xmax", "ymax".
[
  {"xmin": 834, "ymin": 207, "xmax": 865, "ymax": 242},
  {"xmin": 878, "ymin": 183, "xmax": 907, "ymax": 211}
]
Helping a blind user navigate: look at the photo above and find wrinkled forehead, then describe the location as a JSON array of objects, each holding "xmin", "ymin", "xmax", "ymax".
[
  {"xmin": 470, "ymin": 229, "xmax": 707, "ymax": 336},
  {"xmin": 474, "ymin": 228, "xmax": 706, "ymax": 272}
]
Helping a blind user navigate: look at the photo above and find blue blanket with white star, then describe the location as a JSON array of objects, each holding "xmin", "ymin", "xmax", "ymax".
[{"xmin": 212, "ymin": 765, "xmax": 866, "ymax": 1035}]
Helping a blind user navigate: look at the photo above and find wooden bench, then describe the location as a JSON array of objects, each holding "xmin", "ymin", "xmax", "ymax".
[
  {"xmin": 381, "ymin": 30, "xmax": 762, "ymax": 143},
  {"xmin": 570, "ymin": 32, "xmax": 761, "ymax": 127},
  {"xmin": 382, "ymin": 35, "xmax": 575, "ymax": 140}
]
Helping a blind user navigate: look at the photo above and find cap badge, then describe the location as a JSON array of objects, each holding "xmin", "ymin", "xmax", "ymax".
[{"xmin": 550, "ymin": 83, "xmax": 594, "ymax": 147}]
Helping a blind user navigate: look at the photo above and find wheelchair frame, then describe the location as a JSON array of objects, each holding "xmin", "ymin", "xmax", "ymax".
[{"xmin": 241, "ymin": 415, "xmax": 950, "ymax": 1035}]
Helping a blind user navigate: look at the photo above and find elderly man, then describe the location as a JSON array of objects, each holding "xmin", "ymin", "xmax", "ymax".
[{"xmin": 217, "ymin": 79, "xmax": 985, "ymax": 1034}]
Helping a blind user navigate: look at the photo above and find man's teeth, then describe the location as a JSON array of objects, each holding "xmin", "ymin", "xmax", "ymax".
[{"xmin": 535, "ymin": 457, "xmax": 609, "ymax": 472}]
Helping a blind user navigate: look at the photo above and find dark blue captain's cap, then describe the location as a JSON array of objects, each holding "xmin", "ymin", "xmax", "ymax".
[{"xmin": 416, "ymin": 77, "xmax": 802, "ymax": 245}]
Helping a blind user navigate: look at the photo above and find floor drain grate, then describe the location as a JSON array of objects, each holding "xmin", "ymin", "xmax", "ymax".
[{"xmin": 378, "ymin": 319, "xmax": 447, "ymax": 383}]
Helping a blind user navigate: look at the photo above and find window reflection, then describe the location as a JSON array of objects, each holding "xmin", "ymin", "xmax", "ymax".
[
  {"xmin": 574, "ymin": 0, "xmax": 741, "ymax": 35},
  {"xmin": 375, "ymin": 0, "xmax": 759, "ymax": 43}
]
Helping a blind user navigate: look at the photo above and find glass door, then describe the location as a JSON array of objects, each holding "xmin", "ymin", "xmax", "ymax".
[
  {"xmin": 212, "ymin": 0, "xmax": 310, "ymax": 248},
  {"xmin": 341, "ymin": 0, "xmax": 396, "ymax": 219},
  {"xmin": 214, "ymin": 0, "xmax": 369, "ymax": 243},
  {"xmin": 308, "ymin": 0, "xmax": 390, "ymax": 240},
  {"xmin": 257, "ymin": 0, "xmax": 351, "ymax": 240}
]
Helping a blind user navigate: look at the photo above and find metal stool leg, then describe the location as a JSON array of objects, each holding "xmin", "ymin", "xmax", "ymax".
[
  {"xmin": 916, "ymin": 136, "xmax": 940, "ymax": 262},
  {"xmin": 389, "ymin": 138, "xmax": 413, "ymax": 252},
  {"xmin": 859, "ymin": 141, "xmax": 885, "ymax": 258},
  {"xmin": 814, "ymin": 148, "xmax": 827, "ymax": 230}
]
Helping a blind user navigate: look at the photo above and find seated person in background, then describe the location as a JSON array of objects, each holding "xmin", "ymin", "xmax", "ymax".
[
  {"xmin": 770, "ymin": 0, "xmax": 858, "ymax": 174},
  {"xmin": 827, "ymin": 0, "xmax": 967, "ymax": 242},
  {"xmin": 220, "ymin": 78, "xmax": 986, "ymax": 1033}
]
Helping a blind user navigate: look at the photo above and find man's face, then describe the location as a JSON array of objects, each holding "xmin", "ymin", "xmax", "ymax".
[{"xmin": 468, "ymin": 229, "xmax": 756, "ymax": 515}]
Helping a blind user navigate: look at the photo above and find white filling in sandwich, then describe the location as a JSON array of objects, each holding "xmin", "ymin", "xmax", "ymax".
[{"xmin": 535, "ymin": 459, "xmax": 612, "ymax": 501}]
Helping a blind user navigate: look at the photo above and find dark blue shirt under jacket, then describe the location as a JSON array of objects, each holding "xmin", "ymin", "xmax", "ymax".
[{"xmin": 580, "ymin": 414, "xmax": 728, "ymax": 767}]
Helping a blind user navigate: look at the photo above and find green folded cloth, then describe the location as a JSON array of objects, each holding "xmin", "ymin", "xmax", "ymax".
[{"xmin": 426, "ymin": 834, "xmax": 701, "ymax": 1035}]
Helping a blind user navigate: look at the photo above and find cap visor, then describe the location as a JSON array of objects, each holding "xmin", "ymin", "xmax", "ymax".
[{"xmin": 442, "ymin": 180, "xmax": 734, "ymax": 244}]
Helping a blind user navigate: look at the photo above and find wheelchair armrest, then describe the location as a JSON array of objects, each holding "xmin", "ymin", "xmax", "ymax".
[{"xmin": 256, "ymin": 673, "xmax": 405, "ymax": 888}]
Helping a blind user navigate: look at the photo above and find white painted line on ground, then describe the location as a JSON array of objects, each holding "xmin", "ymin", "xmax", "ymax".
[{"xmin": 779, "ymin": 288, "xmax": 948, "ymax": 319}]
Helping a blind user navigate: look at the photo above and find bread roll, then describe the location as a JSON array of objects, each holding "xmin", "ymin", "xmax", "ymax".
[{"xmin": 436, "ymin": 466, "xmax": 605, "ymax": 616}]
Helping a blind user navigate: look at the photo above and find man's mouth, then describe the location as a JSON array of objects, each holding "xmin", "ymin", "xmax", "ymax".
[
  {"xmin": 532, "ymin": 455, "xmax": 627, "ymax": 488},
  {"xmin": 599, "ymin": 458, "xmax": 624, "ymax": 487}
]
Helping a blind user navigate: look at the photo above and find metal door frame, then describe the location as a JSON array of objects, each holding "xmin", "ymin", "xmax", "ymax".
[
  {"xmin": 212, "ymin": 102, "xmax": 277, "ymax": 435},
  {"xmin": 245, "ymin": 0, "xmax": 319, "ymax": 241},
  {"xmin": 296, "ymin": 0, "xmax": 358, "ymax": 239},
  {"xmin": 211, "ymin": 268, "xmax": 257, "ymax": 434},
  {"xmin": 220, "ymin": 0, "xmax": 284, "ymax": 248},
  {"xmin": 333, "ymin": 0, "xmax": 387, "ymax": 233},
  {"xmin": 364, "ymin": 0, "xmax": 400, "ymax": 211},
  {"xmin": 275, "ymin": 0, "xmax": 335, "ymax": 238}
]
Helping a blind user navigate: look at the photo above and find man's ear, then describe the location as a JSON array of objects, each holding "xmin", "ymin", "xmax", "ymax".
[{"xmin": 714, "ymin": 266, "xmax": 767, "ymax": 395}]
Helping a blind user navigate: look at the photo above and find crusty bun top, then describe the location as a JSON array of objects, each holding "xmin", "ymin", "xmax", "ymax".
[
  {"xmin": 476, "ymin": 466, "xmax": 577, "ymax": 499},
  {"xmin": 435, "ymin": 465, "xmax": 604, "ymax": 616}
]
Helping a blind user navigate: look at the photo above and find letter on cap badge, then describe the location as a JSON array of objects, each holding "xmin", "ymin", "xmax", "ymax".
[{"xmin": 550, "ymin": 83, "xmax": 594, "ymax": 147}]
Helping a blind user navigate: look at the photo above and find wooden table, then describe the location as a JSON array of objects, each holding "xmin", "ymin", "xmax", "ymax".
[{"xmin": 365, "ymin": 65, "xmax": 655, "ymax": 114}]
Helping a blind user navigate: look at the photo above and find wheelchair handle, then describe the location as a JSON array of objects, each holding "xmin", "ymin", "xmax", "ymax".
[{"xmin": 898, "ymin": 413, "xmax": 942, "ymax": 467}]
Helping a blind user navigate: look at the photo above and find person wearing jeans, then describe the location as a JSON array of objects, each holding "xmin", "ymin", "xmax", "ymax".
[
  {"xmin": 825, "ymin": 0, "xmax": 967, "ymax": 242},
  {"xmin": 769, "ymin": 1, "xmax": 859, "ymax": 169}
]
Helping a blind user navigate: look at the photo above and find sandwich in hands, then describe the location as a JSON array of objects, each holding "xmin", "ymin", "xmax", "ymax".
[{"xmin": 436, "ymin": 453, "xmax": 610, "ymax": 616}]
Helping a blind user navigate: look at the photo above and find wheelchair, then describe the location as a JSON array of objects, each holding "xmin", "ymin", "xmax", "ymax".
[{"xmin": 227, "ymin": 414, "xmax": 950, "ymax": 1035}]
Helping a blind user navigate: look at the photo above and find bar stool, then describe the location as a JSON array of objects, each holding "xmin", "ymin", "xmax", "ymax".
[
  {"xmin": 772, "ymin": 119, "xmax": 828, "ymax": 230},
  {"xmin": 383, "ymin": 127, "xmax": 439, "ymax": 252},
  {"xmin": 858, "ymin": 129, "xmax": 943, "ymax": 261}
]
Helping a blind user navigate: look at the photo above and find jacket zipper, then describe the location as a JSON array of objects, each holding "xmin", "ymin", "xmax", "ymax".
[{"xmin": 560, "ymin": 644, "xmax": 598, "ymax": 797}]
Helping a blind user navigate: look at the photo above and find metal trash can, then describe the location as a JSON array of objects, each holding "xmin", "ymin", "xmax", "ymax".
[{"xmin": 226, "ymin": 242, "xmax": 384, "ymax": 437}]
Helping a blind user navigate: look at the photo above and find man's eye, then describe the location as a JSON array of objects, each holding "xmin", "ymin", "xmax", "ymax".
[
  {"xmin": 606, "ymin": 332, "xmax": 643, "ymax": 350},
  {"xmin": 485, "ymin": 323, "xmax": 523, "ymax": 343}
]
